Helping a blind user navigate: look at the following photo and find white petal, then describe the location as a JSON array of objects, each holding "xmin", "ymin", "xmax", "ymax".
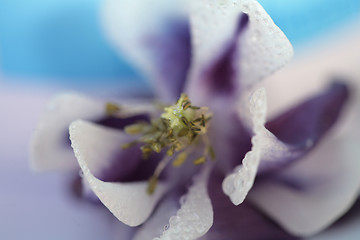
[
  {"xmin": 101, "ymin": 0, "xmax": 187, "ymax": 99},
  {"xmin": 156, "ymin": 166, "xmax": 214, "ymax": 240},
  {"xmin": 69, "ymin": 120, "xmax": 168, "ymax": 226},
  {"xmin": 30, "ymin": 93, "xmax": 105, "ymax": 171},
  {"xmin": 186, "ymin": 0, "xmax": 293, "ymax": 100},
  {"xmin": 222, "ymin": 88, "xmax": 267, "ymax": 205},
  {"xmin": 248, "ymin": 136, "xmax": 360, "ymax": 237}
]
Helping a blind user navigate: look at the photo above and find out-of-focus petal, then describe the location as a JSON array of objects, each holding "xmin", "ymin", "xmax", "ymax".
[
  {"xmin": 156, "ymin": 166, "xmax": 213, "ymax": 240},
  {"xmin": 30, "ymin": 93, "xmax": 105, "ymax": 171},
  {"xmin": 222, "ymin": 88, "xmax": 267, "ymax": 205},
  {"xmin": 259, "ymin": 82, "xmax": 350, "ymax": 175},
  {"xmin": 186, "ymin": 0, "xmax": 293, "ymax": 104},
  {"xmin": 70, "ymin": 120, "xmax": 168, "ymax": 226},
  {"xmin": 248, "ymin": 136, "xmax": 360, "ymax": 237},
  {"xmin": 266, "ymin": 82, "xmax": 349, "ymax": 147},
  {"xmin": 200, "ymin": 172, "xmax": 296, "ymax": 240},
  {"xmin": 101, "ymin": 0, "xmax": 191, "ymax": 102}
]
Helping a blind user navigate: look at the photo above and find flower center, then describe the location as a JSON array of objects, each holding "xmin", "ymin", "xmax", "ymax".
[{"xmin": 108, "ymin": 93, "xmax": 214, "ymax": 194}]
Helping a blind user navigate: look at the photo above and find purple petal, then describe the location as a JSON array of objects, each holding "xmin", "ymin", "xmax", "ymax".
[
  {"xmin": 259, "ymin": 82, "xmax": 350, "ymax": 175},
  {"xmin": 200, "ymin": 172, "xmax": 297, "ymax": 240}
]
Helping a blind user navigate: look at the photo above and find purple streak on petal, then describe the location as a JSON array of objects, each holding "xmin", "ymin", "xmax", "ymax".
[
  {"xmin": 94, "ymin": 144, "xmax": 143, "ymax": 182},
  {"xmin": 95, "ymin": 114, "xmax": 150, "ymax": 130},
  {"xmin": 201, "ymin": 14, "xmax": 249, "ymax": 97},
  {"xmin": 200, "ymin": 172, "xmax": 298, "ymax": 240},
  {"xmin": 72, "ymin": 147, "xmax": 162, "ymax": 203},
  {"xmin": 266, "ymin": 81, "xmax": 349, "ymax": 147},
  {"xmin": 95, "ymin": 145, "xmax": 164, "ymax": 183},
  {"xmin": 145, "ymin": 19, "xmax": 191, "ymax": 101},
  {"xmin": 65, "ymin": 114, "xmax": 156, "ymax": 185},
  {"xmin": 259, "ymin": 81, "xmax": 350, "ymax": 176}
]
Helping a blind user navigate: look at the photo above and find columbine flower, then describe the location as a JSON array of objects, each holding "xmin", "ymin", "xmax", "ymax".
[{"xmin": 30, "ymin": 0, "xmax": 360, "ymax": 239}]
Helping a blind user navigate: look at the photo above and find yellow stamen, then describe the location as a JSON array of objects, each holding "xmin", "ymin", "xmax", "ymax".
[
  {"xmin": 124, "ymin": 124, "xmax": 144, "ymax": 135},
  {"xmin": 121, "ymin": 141, "xmax": 137, "ymax": 149},
  {"xmin": 117, "ymin": 93, "xmax": 215, "ymax": 195},
  {"xmin": 105, "ymin": 102, "xmax": 121, "ymax": 115},
  {"xmin": 172, "ymin": 152, "xmax": 188, "ymax": 167},
  {"xmin": 141, "ymin": 145, "xmax": 152, "ymax": 159},
  {"xmin": 177, "ymin": 128, "xmax": 189, "ymax": 137},
  {"xmin": 193, "ymin": 156, "xmax": 206, "ymax": 165},
  {"xmin": 147, "ymin": 176, "xmax": 158, "ymax": 194},
  {"xmin": 208, "ymin": 146, "xmax": 216, "ymax": 160},
  {"xmin": 151, "ymin": 142, "xmax": 162, "ymax": 153},
  {"xmin": 167, "ymin": 146, "xmax": 175, "ymax": 156}
]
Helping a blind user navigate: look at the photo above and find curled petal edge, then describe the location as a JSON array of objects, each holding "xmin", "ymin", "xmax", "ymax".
[
  {"xmin": 222, "ymin": 88, "xmax": 267, "ymax": 205},
  {"xmin": 157, "ymin": 165, "xmax": 214, "ymax": 240},
  {"xmin": 70, "ymin": 120, "xmax": 168, "ymax": 226}
]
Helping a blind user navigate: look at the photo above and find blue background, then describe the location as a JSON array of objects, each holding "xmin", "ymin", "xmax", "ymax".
[{"xmin": 0, "ymin": 0, "xmax": 359, "ymax": 84}]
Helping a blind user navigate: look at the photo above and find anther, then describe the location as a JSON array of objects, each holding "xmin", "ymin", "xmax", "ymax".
[
  {"xmin": 201, "ymin": 114, "xmax": 205, "ymax": 127},
  {"xmin": 151, "ymin": 142, "xmax": 162, "ymax": 153},
  {"xmin": 106, "ymin": 102, "xmax": 121, "ymax": 115},
  {"xmin": 190, "ymin": 126, "xmax": 201, "ymax": 132},
  {"xmin": 121, "ymin": 141, "xmax": 137, "ymax": 149},
  {"xmin": 167, "ymin": 146, "xmax": 175, "ymax": 156},
  {"xmin": 193, "ymin": 156, "xmax": 206, "ymax": 165},
  {"xmin": 181, "ymin": 117, "xmax": 189, "ymax": 126},
  {"xmin": 141, "ymin": 145, "xmax": 152, "ymax": 159},
  {"xmin": 124, "ymin": 124, "xmax": 144, "ymax": 135},
  {"xmin": 182, "ymin": 101, "xmax": 191, "ymax": 110},
  {"xmin": 178, "ymin": 128, "xmax": 189, "ymax": 137},
  {"xmin": 172, "ymin": 152, "xmax": 188, "ymax": 167},
  {"xmin": 190, "ymin": 133, "xmax": 198, "ymax": 142}
]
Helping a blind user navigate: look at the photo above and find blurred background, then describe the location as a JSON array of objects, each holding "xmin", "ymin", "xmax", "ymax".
[
  {"xmin": 1, "ymin": 0, "xmax": 359, "ymax": 88},
  {"xmin": 0, "ymin": 0, "xmax": 360, "ymax": 239}
]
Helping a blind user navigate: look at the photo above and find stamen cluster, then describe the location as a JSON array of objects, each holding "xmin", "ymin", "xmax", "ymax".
[{"xmin": 107, "ymin": 93, "xmax": 214, "ymax": 194}]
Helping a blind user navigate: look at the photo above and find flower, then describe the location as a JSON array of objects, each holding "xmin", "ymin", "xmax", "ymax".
[{"xmin": 30, "ymin": 0, "xmax": 360, "ymax": 239}]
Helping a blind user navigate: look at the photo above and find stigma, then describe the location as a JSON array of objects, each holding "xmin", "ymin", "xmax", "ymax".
[{"xmin": 107, "ymin": 93, "xmax": 214, "ymax": 194}]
